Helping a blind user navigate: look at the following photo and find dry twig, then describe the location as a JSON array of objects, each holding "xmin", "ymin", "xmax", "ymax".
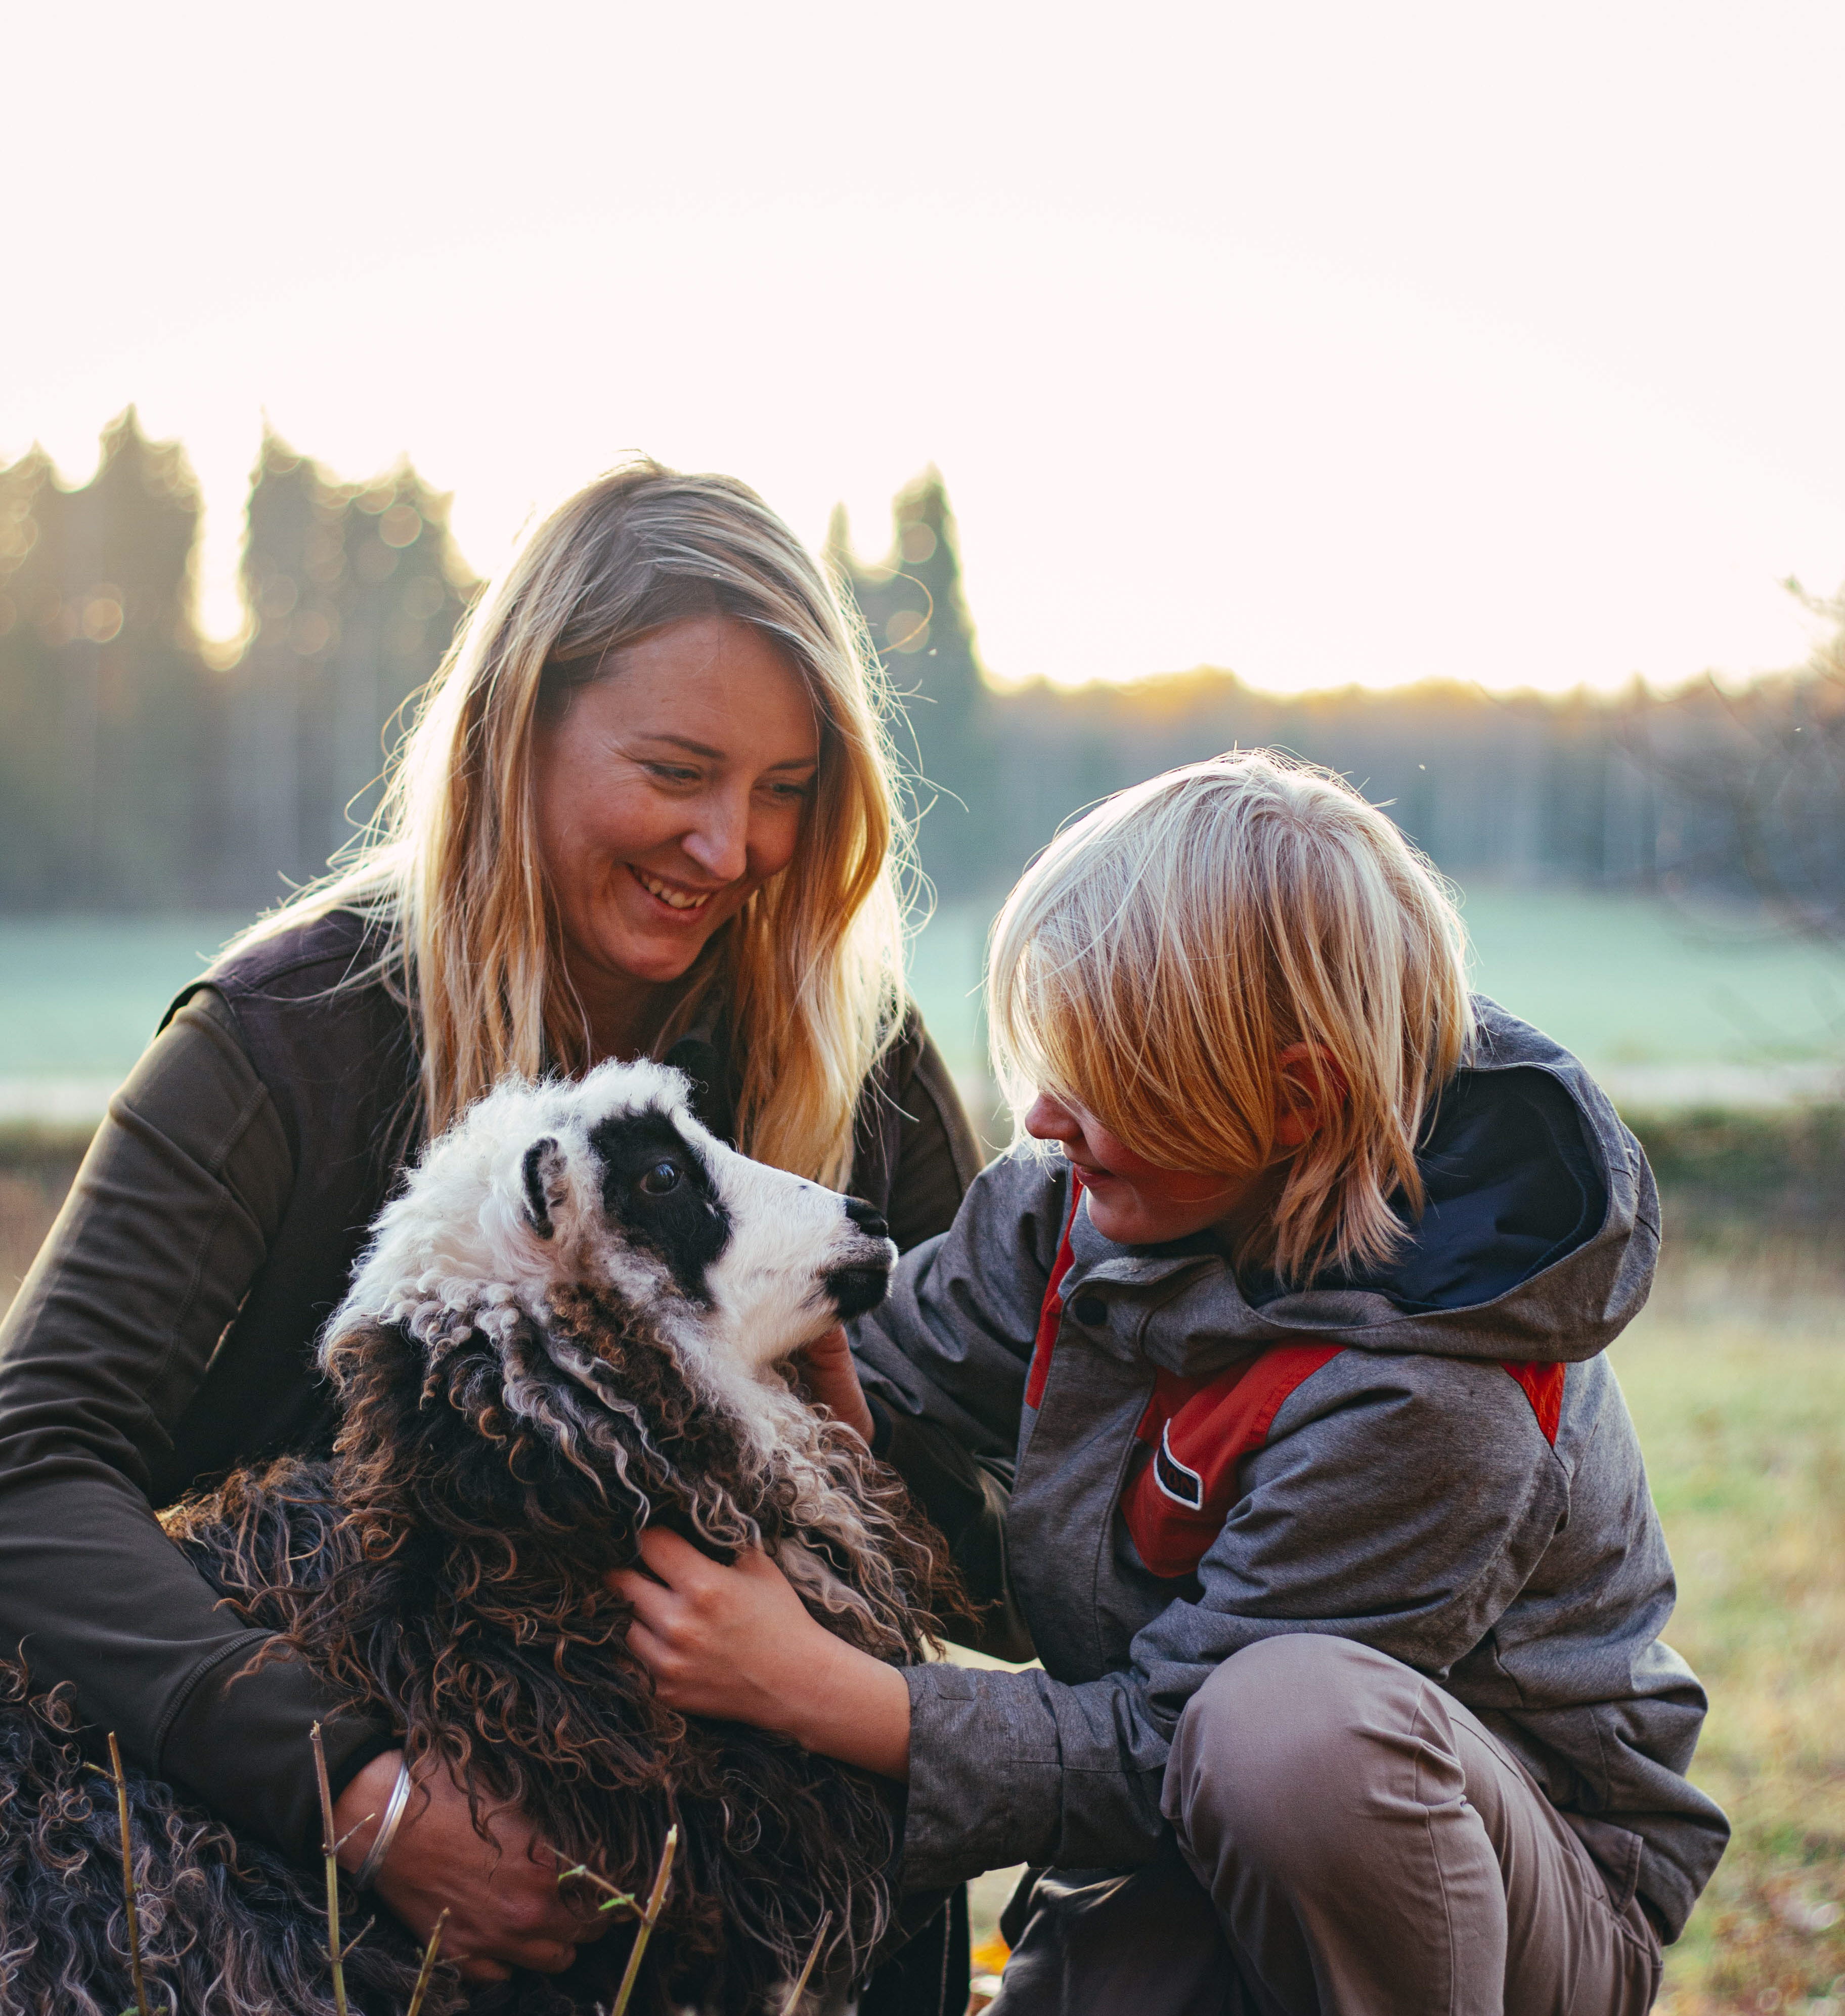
[
  {"xmin": 609, "ymin": 1823, "xmax": 678, "ymax": 2016},
  {"xmin": 105, "ymin": 1733, "xmax": 150, "ymax": 2016},
  {"xmin": 557, "ymin": 1862, "xmax": 641, "ymax": 1918},
  {"xmin": 778, "ymin": 1909, "xmax": 832, "ymax": 2016},
  {"xmin": 404, "ymin": 1906, "xmax": 450, "ymax": 2016},
  {"xmin": 310, "ymin": 1722, "xmax": 371, "ymax": 2016}
]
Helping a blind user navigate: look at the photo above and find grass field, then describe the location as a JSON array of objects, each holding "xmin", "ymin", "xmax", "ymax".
[
  {"xmin": 0, "ymin": 915, "xmax": 247, "ymax": 1082},
  {"xmin": 1626, "ymin": 1251, "xmax": 1845, "ymax": 2014},
  {"xmin": 7, "ymin": 886, "xmax": 1845, "ymax": 1112}
]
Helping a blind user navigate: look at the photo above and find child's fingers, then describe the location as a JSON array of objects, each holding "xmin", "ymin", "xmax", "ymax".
[
  {"xmin": 623, "ymin": 1617, "xmax": 681, "ymax": 1687},
  {"xmin": 634, "ymin": 1524, "xmax": 709, "ymax": 1580},
  {"xmin": 606, "ymin": 1565, "xmax": 678, "ymax": 1629}
]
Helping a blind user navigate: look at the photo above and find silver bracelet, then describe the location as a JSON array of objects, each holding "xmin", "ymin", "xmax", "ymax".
[{"xmin": 353, "ymin": 1759, "xmax": 413, "ymax": 1890}]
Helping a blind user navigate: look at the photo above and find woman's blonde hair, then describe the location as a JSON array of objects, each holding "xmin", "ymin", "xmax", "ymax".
[
  {"xmin": 232, "ymin": 460, "xmax": 909, "ymax": 1186},
  {"xmin": 987, "ymin": 750, "xmax": 1474, "ymax": 1284}
]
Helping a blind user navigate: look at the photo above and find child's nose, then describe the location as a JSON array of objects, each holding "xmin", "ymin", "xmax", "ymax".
[{"xmin": 1023, "ymin": 1092, "xmax": 1080, "ymax": 1145}]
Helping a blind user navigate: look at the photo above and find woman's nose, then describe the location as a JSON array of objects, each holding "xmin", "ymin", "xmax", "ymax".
[{"xmin": 680, "ymin": 797, "xmax": 750, "ymax": 884}]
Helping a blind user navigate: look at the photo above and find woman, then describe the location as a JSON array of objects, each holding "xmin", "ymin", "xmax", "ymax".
[{"xmin": 0, "ymin": 462, "xmax": 983, "ymax": 1999}]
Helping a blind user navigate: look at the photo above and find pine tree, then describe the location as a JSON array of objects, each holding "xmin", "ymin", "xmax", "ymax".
[
  {"xmin": 828, "ymin": 469, "xmax": 995, "ymax": 897},
  {"xmin": 0, "ymin": 445, "xmax": 61, "ymax": 903},
  {"xmin": 217, "ymin": 431, "xmax": 477, "ymax": 903},
  {"xmin": 0, "ymin": 411, "xmax": 205, "ymax": 906}
]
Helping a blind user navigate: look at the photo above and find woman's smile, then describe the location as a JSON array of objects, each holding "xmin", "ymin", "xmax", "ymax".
[{"xmin": 628, "ymin": 864, "xmax": 722, "ymax": 915}]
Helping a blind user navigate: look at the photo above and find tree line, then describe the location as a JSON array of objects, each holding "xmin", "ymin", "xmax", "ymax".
[
  {"xmin": 3, "ymin": 412, "xmax": 1839, "ymax": 921},
  {"xmin": 837, "ymin": 472, "xmax": 1845, "ymax": 925},
  {"xmin": 0, "ymin": 413, "xmax": 473, "ymax": 909}
]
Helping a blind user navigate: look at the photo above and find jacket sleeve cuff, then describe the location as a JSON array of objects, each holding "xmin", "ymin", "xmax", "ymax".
[
  {"xmin": 901, "ymin": 1662, "xmax": 1064, "ymax": 1891},
  {"xmin": 902, "ymin": 1661, "xmax": 1176, "ymax": 1891},
  {"xmin": 156, "ymin": 1633, "xmax": 393, "ymax": 1864}
]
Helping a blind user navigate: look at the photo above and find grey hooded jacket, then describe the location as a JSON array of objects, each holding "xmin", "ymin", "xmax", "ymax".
[{"xmin": 853, "ymin": 1001, "xmax": 1728, "ymax": 1940}]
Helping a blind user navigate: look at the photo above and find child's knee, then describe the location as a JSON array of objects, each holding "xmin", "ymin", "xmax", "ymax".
[{"xmin": 1164, "ymin": 1635, "xmax": 1450, "ymax": 1876}]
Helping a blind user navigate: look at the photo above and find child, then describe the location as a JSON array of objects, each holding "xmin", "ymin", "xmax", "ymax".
[{"xmin": 613, "ymin": 752, "xmax": 1726, "ymax": 2015}]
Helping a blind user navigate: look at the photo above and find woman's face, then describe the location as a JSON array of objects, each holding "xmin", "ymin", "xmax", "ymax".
[{"xmin": 533, "ymin": 613, "xmax": 820, "ymax": 1046}]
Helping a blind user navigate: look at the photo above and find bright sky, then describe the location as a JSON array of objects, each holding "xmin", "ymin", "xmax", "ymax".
[{"xmin": 6, "ymin": 2, "xmax": 1843, "ymax": 695}]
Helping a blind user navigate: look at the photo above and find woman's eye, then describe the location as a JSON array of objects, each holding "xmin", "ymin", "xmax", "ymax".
[
  {"xmin": 644, "ymin": 763, "xmax": 701, "ymax": 786},
  {"xmin": 639, "ymin": 1161, "xmax": 681, "ymax": 1196}
]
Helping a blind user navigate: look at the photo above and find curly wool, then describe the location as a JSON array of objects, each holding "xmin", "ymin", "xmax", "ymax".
[
  {"xmin": 0, "ymin": 1063, "xmax": 964, "ymax": 2015},
  {"xmin": 0, "ymin": 1662, "xmax": 482, "ymax": 2016}
]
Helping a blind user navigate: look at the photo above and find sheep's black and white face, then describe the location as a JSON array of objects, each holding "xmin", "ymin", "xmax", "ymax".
[
  {"xmin": 520, "ymin": 1081, "xmax": 897, "ymax": 1368},
  {"xmin": 334, "ymin": 1059, "xmax": 898, "ymax": 1387}
]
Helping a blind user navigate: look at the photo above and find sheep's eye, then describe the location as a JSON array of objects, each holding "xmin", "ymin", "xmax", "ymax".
[{"xmin": 639, "ymin": 1161, "xmax": 681, "ymax": 1196}]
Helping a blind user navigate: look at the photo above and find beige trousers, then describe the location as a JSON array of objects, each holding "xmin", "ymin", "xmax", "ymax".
[{"xmin": 990, "ymin": 1636, "xmax": 1662, "ymax": 2016}]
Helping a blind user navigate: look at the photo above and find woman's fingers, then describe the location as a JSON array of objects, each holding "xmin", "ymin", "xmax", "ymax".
[
  {"xmin": 509, "ymin": 1938, "xmax": 582, "ymax": 1975},
  {"xmin": 457, "ymin": 1958, "xmax": 515, "ymax": 1985},
  {"xmin": 356, "ymin": 1754, "xmax": 608, "ymax": 1976}
]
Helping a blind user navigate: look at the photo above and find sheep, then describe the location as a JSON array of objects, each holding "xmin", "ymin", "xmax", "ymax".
[{"xmin": 0, "ymin": 1059, "xmax": 960, "ymax": 2014}]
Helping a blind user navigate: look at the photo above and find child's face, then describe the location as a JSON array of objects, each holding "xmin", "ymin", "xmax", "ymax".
[{"xmin": 1023, "ymin": 1090, "xmax": 1263, "ymax": 1246}]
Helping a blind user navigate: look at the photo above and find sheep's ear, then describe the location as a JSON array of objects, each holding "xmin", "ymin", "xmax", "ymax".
[{"xmin": 521, "ymin": 1137, "xmax": 567, "ymax": 1240}]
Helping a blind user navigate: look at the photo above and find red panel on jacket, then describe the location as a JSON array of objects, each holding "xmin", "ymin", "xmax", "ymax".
[
  {"xmin": 1024, "ymin": 1179, "xmax": 1082, "ymax": 1412},
  {"xmin": 1120, "ymin": 1347, "xmax": 1344, "ymax": 1579}
]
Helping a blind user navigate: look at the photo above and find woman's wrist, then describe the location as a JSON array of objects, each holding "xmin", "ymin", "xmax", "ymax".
[
  {"xmin": 333, "ymin": 1748, "xmax": 408, "ymax": 1876},
  {"xmin": 354, "ymin": 1756, "xmax": 413, "ymax": 1886}
]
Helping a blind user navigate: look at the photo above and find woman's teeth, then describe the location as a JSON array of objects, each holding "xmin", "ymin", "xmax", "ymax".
[{"xmin": 633, "ymin": 867, "xmax": 713, "ymax": 912}]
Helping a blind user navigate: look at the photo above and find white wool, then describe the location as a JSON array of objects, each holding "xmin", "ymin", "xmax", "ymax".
[{"xmin": 322, "ymin": 1059, "xmax": 910, "ymax": 1630}]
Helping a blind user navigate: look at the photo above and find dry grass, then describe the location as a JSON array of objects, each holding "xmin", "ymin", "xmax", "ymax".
[
  {"xmin": 1627, "ymin": 1245, "xmax": 1845, "ymax": 2015},
  {"xmin": 0, "ymin": 1128, "xmax": 85, "ymax": 1309},
  {"xmin": 3, "ymin": 1143, "xmax": 1839, "ymax": 2009}
]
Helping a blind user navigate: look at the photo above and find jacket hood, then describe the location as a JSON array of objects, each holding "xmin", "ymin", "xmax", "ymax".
[{"xmin": 1064, "ymin": 998, "xmax": 1658, "ymax": 1369}]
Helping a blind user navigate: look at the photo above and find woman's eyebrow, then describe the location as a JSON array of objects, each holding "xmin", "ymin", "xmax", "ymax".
[{"xmin": 636, "ymin": 733, "xmax": 816, "ymax": 770}]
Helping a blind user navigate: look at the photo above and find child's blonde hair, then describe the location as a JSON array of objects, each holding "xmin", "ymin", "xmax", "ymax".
[{"xmin": 987, "ymin": 750, "xmax": 1475, "ymax": 1284}]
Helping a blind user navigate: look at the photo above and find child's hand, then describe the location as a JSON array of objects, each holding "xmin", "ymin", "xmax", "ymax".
[
  {"xmin": 793, "ymin": 1323, "xmax": 876, "ymax": 1444},
  {"xmin": 608, "ymin": 1528, "xmax": 911, "ymax": 1779}
]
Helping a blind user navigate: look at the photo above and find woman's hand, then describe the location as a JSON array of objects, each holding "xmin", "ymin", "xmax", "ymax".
[
  {"xmin": 608, "ymin": 1527, "xmax": 911, "ymax": 1780},
  {"xmin": 334, "ymin": 1751, "xmax": 609, "ymax": 1983},
  {"xmin": 794, "ymin": 1323, "xmax": 875, "ymax": 1444}
]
